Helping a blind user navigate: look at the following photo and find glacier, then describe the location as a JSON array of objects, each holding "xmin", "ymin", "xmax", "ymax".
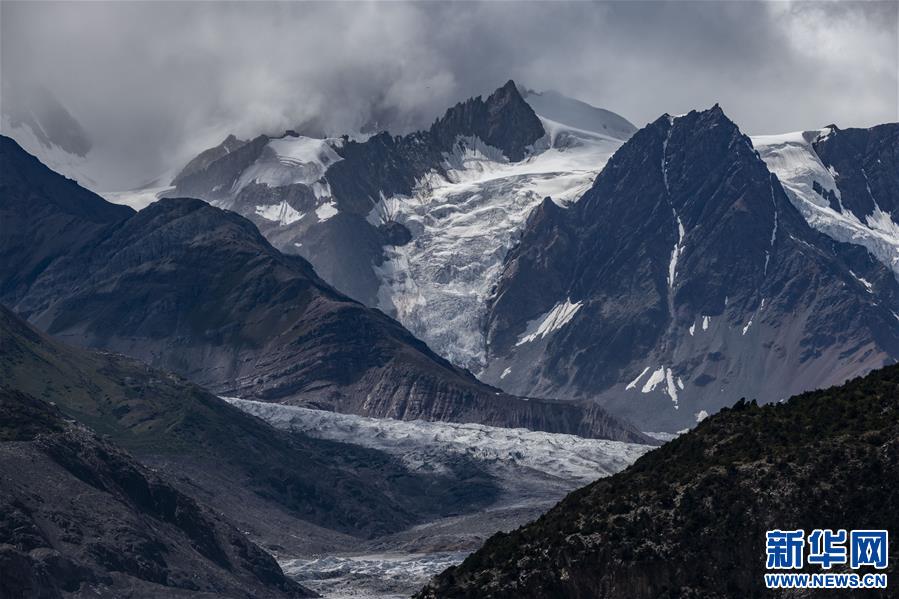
[
  {"xmin": 372, "ymin": 107, "xmax": 629, "ymax": 371},
  {"xmin": 228, "ymin": 398, "xmax": 652, "ymax": 490},
  {"xmin": 227, "ymin": 398, "xmax": 653, "ymax": 598}
]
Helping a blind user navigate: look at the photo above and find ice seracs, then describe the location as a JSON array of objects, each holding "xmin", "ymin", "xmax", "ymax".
[
  {"xmin": 374, "ymin": 105, "xmax": 630, "ymax": 370},
  {"xmin": 228, "ymin": 398, "xmax": 654, "ymax": 486}
]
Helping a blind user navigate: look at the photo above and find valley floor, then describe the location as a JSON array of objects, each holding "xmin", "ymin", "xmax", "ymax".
[{"xmin": 229, "ymin": 400, "xmax": 654, "ymax": 597}]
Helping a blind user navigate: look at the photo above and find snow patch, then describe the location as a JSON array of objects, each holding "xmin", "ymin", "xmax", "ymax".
[
  {"xmin": 641, "ymin": 367, "xmax": 666, "ymax": 393},
  {"xmin": 668, "ymin": 216, "xmax": 685, "ymax": 287},
  {"xmin": 695, "ymin": 410, "xmax": 709, "ymax": 423},
  {"xmin": 665, "ymin": 368, "xmax": 679, "ymax": 409},
  {"xmin": 255, "ymin": 201, "xmax": 304, "ymax": 225},
  {"xmin": 500, "ymin": 366, "xmax": 512, "ymax": 380},
  {"xmin": 849, "ymin": 270, "xmax": 874, "ymax": 293},
  {"xmin": 522, "ymin": 89, "xmax": 637, "ymax": 142},
  {"xmin": 234, "ymin": 136, "xmax": 341, "ymax": 197},
  {"xmin": 516, "ymin": 298, "xmax": 583, "ymax": 346},
  {"xmin": 626, "ymin": 366, "xmax": 650, "ymax": 390},
  {"xmin": 316, "ymin": 201, "xmax": 339, "ymax": 222}
]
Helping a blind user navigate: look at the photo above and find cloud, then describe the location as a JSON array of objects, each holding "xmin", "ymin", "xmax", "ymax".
[{"xmin": 1, "ymin": 0, "xmax": 895, "ymax": 189}]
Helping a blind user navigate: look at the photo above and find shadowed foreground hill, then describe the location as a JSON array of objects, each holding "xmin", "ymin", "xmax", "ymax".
[
  {"xmin": 418, "ymin": 365, "xmax": 899, "ymax": 598},
  {"xmin": 0, "ymin": 305, "xmax": 499, "ymax": 546},
  {"xmin": 0, "ymin": 389, "xmax": 314, "ymax": 599}
]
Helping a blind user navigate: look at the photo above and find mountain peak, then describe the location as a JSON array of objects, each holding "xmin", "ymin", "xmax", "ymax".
[
  {"xmin": 499, "ymin": 78, "xmax": 519, "ymax": 93},
  {"xmin": 430, "ymin": 81, "xmax": 545, "ymax": 161}
]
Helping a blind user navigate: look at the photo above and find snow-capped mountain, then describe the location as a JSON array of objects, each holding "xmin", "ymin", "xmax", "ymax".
[
  {"xmin": 481, "ymin": 108, "xmax": 899, "ymax": 431},
  {"xmin": 165, "ymin": 81, "xmax": 635, "ymax": 370},
  {"xmin": 162, "ymin": 81, "xmax": 898, "ymax": 433}
]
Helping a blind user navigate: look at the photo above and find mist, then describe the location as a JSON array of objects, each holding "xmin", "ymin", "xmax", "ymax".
[{"xmin": 1, "ymin": 0, "xmax": 896, "ymax": 190}]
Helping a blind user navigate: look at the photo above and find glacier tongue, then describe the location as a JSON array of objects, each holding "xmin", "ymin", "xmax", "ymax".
[
  {"xmin": 230, "ymin": 398, "xmax": 652, "ymax": 599},
  {"xmin": 227, "ymin": 399, "xmax": 652, "ymax": 488},
  {"xmin": 372, "ymin": 117, "xmax": 624, "ymax": 370}
]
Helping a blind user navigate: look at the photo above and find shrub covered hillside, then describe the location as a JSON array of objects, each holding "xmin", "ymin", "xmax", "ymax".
[{"xmin": 418, "ymin": 365, "xmax": 899, "ymax": 598}]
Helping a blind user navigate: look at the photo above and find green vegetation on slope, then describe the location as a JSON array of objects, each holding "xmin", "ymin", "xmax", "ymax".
[{"xmin": 420, "ymin": 366, "xmax": 899, "ymax": 598}]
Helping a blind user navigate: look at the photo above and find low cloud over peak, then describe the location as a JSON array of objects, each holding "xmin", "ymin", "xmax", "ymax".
[{"xmin": 2, "ymin": 1, "xmax": 895, "ymax": 190}]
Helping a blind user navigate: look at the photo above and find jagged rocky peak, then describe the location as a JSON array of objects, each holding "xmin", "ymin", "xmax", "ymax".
[
  {"xmin": 430, "ymin": 79, "xmax": 546, "ymax": 161},
  {"xmin": 752, "ymin": 121, "xmax": 899, "ymax": 285},
  {"xmin": 487, "ymin": 105, "xmax": 769, "ymax": 353},
  {"xmin": 326, "ymin": 80, "xmax": 547, "ymax": 213}
]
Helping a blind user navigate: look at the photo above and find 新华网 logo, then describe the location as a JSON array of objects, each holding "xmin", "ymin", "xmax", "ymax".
[{"xmin": 764, "ymin": 529, "xmax": 889, "ymax": 589}]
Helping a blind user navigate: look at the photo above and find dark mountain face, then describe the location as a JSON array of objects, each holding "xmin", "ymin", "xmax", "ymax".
[
  {"xmin": 812, "ymin": 123, "xmax": 899, "ymax": 220},
  {"xmin": 164, "ymin": 81, "xmax": 546, "ymax": 306},
  {"xmin": 482, "ymin": 107, "xmax": 899, "ymax": 431},
  {"xmin": 0, "ymin": 304, "xmax": 500, "ymax": 544},
  {"xmin": 0, "ymin": 135, "xmax": 133, "ymax": 304},
  {"xmin": 0, "ymin": 389, "xmax": 314, "ymax": 599},
  {"xmin": 0, "ymin": 136, "xmax": 650, "ymax": 444},
  {"xmin": 418, "ymin": 364, "xmax": 899, "ymax": 599}
]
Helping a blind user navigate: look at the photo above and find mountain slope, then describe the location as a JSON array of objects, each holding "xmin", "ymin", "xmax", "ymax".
[
  {"xmin": 0, "ymin": 304, "xmax": 502, "ymax": 543},
  {"xmin": 0, "ymin": 135, "xmax": 651, "ymax": 444},
  {"xmin": 0, "ymin": 135, "xmax": 133, "ymax": 305},
  {"xmin": 418, "ymin": 364, "xmax": 899, "ymax": 598},
  {"xmin": 0, "ymin": 389, "xmax": 313, "ymax": 599},
  {"xmin": 481, "ymin": 106, "xmax": 899, "ymax": 431},
  {"xmin": 520, "ymin": 87, "xmax": 637, "ymax": 141}
]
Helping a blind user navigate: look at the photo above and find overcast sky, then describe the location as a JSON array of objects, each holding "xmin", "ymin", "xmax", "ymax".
[{"xmin": 1, "ymin": 0, "xmax": 896, "ymax": 189}]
